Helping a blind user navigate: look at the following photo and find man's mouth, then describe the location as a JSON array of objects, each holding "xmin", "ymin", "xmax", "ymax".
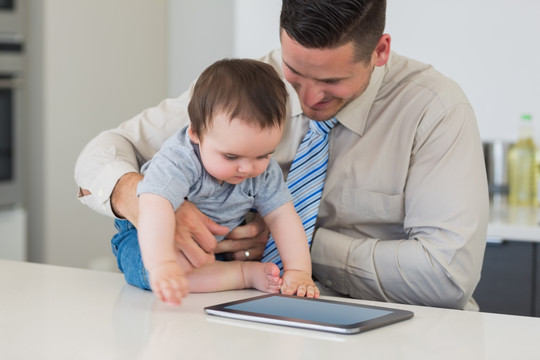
[{"xmin": 310, "ymin": 98, "xmax": 334, "ymax": 110}]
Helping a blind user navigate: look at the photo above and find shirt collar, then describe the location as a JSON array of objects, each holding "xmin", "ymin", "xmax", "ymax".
[
  {"xmin": 287, "ymin": 62, "xmax": 385, "ymax": 136},
  {"xmin": 337, "ymin": 65, "xmax": 384, "ymax": 136}
]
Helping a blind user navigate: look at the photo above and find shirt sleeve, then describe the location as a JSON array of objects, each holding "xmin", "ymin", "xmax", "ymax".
[
  {"xmin": 311, "ymin": 104, "xmax": 489, "ymax": 310},
  {"xmin": 74, "ymin": 89, "xmax": 193, "ymax": 217},
  {"xmin": 137, "ymin": 134, "xmax": 201, "ymax": 211}
]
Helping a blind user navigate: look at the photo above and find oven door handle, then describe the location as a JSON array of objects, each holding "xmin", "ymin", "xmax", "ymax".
[{"xmin": 0, "ymin": 78, "xmax": 21, "ymax": 89}]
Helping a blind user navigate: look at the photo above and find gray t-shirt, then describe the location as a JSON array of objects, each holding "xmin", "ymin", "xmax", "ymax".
[{"xmin": 137, "ymin": 126, "xmax": 292, "ymax": 240}]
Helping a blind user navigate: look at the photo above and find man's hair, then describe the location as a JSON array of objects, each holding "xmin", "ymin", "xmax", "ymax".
[
  {"xmin": 188, "ymin": 59, "xmax": 287, "ymax": 138},
  {"xmin": 280, "ymin": 0, "xmax": 386, "ymax": 63}
]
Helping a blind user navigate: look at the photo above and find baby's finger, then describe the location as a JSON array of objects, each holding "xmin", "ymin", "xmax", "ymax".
[
  {"xmin": 296, "ymin": 284, "xmax": 307, "ymax": 297},
  {"xmin": 305, "ymin": 285, "xmax": 320, "ymax": 298},
  {"xmin": 161, "ymin": 280, "xmax": 183, "ymax": 305},
  {"xmin": 280, "ymin": 283, "xmax": 290, "ymax": 295},
  {"xmin": 174, "ymin": 276, "xmax": 190, "ymax": 298}
]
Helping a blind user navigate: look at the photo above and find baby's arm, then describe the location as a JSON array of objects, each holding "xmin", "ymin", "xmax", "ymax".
[
  {"xmin": 264, "ymin": 202, "xmax": 320, "ymax": 298},
  {"xmin": 138, "ymin": 193, "xmax": 189, "ymax": 305}
]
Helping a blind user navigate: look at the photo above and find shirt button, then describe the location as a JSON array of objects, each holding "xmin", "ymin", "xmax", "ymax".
[{"xmin": 325, "ymin": 280, "xmax": 333, "ymax": 287}]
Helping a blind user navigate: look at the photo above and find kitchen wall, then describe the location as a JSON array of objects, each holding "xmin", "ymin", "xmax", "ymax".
[
  {"xmin": 385, "ymin": 0, "xmax": 540, "ymax": 143},
  {"xmin": 168, "ymin": 0, "xmax": 282, "ymax": 95},
  {"xmin": 168, "ymin": 0, "xmax": 235, "ymax": 96},
  {"xmin": 171, "ymin": 0, "xmax": 540, "ymax": 143}
]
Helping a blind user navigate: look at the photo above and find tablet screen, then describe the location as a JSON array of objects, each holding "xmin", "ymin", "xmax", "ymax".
[
  {"xmin": 225, "ymin": 294, "xmax": 390, "ymax": 325},
  {"xmin": 205, "ymin": 294, "xmax": 413, "ymax": 334}
]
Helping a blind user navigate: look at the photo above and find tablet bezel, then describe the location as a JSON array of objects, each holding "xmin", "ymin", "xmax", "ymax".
[{"xmin": 204, "ymin": 294, "xmax": 414, "ymax": 335}]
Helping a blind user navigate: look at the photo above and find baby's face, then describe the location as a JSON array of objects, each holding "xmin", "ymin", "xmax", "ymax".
[{"xmin": 190, "ymin": 111, "xmax": 283, "ymax": 185}]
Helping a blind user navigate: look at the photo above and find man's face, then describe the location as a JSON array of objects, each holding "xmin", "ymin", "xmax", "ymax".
[{"xmin": 281, "ymin": 30, "xmax": 374, "ymax": 121}]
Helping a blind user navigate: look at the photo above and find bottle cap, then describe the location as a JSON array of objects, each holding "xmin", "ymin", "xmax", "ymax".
[{"xmin": 522, "ymin": 113, "xmax": 533, "ymax": 122}]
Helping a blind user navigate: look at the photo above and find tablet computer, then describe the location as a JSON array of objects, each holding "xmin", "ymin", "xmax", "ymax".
[{"xmin": 204, "ymin": 294, "xmax": 413, "ymax": 334}]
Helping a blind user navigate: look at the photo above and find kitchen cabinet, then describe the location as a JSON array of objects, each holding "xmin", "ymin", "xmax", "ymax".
[
  {"xmin": 473, "ymin": 241, "xmax": 536, "ymax": 316},
  {"xmin": 536, "ymin": 245, "xmax": 540, "ymax": 316},
  {"xmin": 479, "ymin": 201, "xmax": 540, "ymax": 316}
]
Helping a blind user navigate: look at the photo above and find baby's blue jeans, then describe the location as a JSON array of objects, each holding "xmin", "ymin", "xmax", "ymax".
[{"xmin": 111, "ymin": 219, "xmax": 151, "ymax": 290}]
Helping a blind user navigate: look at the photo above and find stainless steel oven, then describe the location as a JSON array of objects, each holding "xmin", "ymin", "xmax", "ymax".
[
  {"xmin": 0, "ymin": 0, "xmax": 23, "ymax": 34},
  {"xmin": 0, "ymin": 0, "xmax": 24, "ymax": 207}
]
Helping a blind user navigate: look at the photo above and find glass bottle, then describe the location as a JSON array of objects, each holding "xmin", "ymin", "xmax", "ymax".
[{"xmin": 508, "ymin": 114, "xmax": 537, "ymax": 206}]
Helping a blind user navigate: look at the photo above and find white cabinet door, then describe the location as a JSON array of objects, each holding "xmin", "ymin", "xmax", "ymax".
[{"xmin": 0, "ymin": 206, "xmax": 26, "ymax": 261}]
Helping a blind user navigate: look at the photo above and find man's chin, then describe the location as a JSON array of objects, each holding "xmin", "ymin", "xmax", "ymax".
[
  {"xmin": 303, "ymin": 110, "xmax": 338, "ymax": 122},
  {"xmin": 302, "ymin": 104, "xmax": 341, "ymax": 122}
]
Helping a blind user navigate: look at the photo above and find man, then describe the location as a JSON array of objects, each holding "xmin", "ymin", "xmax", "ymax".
[{"xmin": 75, "ymin": 0, "xmax": 488, "ymax": 310}]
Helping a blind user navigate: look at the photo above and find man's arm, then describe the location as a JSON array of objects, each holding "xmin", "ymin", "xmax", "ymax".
[
  {"xmin": 111, "ymin": 172, "xmax": 143, "ymax": 223},
  {"xmin": 311, "ymin": 105, "xmax": 489, "ymax": 310},
  {"xmin": 74, "ymin": 94, "xmax": 192, "ymax": 217}
]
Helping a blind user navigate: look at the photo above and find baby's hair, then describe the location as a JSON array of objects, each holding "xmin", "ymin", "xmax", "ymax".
[{"xmin": 188, "ymin": 58, "xmax": 288, "ymax": 137}]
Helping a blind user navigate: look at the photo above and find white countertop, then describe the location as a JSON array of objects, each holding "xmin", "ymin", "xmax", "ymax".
[
  {"xmin": 0, "ymin": 260, "xmax": 539, "ymax": 359},
  {"xmin": 488, "ymin": 197, "xmax": 540, "ymax": 242}
]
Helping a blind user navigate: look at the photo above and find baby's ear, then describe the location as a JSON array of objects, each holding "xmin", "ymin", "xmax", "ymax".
[{"xmin": 188, "ymin": 126, "xmax": 200, "ymax": 144}]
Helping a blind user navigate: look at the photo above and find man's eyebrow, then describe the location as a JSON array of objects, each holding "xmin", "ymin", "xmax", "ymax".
[{"xmin": 283, "ymin": 60, "xmax": 349, "ymax": 83}]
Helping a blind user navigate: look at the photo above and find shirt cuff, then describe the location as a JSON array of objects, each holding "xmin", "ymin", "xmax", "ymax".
[
  {"xmin": 311, "ymin": 227, "xmax": 387, "ymax": 301},
  {"xmin": 78, "ymin": 160, "xmax": 138, "ymax": 218},
  {"xmin": 310, "ymin": 227, "xmax": 351, "ymax": 294}
]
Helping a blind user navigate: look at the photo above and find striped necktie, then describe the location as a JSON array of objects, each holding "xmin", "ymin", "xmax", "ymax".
[{"xmin": 262, "ymin": 117, "xmax": 338, "ymax": 270}]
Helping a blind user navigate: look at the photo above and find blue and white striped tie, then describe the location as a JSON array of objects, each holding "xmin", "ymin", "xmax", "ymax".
[{"xmin": 262, "ymin": 117, "xmax": 338, "ymax": 270}]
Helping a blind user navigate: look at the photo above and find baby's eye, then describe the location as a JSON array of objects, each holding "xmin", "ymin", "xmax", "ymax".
[
  {"xmin": 224, "ymin": 154, "xmax": 237, "ymax": 161},
  {"xmin": 257, "ymin": 154, "xmax": 271, "ymax": 160}
]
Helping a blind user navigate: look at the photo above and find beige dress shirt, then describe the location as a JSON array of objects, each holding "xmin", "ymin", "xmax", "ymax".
[{"xmin": 75, "ymin": 50, "xmax": 488, "ymax": 310}]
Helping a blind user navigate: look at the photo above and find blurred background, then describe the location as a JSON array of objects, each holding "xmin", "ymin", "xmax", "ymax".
[{"xmin": 0, "ymin": 0, "xmax": 538, "ymax": 272}]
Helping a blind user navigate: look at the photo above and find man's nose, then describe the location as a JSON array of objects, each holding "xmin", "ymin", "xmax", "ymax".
[{"xmin": 299, "ymin": 81, "xmax": 325, "ymax": 107}]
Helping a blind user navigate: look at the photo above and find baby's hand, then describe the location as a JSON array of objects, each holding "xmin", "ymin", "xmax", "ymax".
[
  {"xmin": 281, "ymin": 270, "xmax": 320, "ymax": 298},
  {"xmin": 149, "ymin": 261, "xmax": 189, "ymax": 305}
]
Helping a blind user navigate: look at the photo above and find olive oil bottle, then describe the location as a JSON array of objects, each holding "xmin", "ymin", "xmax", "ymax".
[{"xmin": 508, "ymin": 114, "xmax": 537, "ymax": 206}]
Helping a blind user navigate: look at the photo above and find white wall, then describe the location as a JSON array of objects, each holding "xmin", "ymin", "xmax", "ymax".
[
  {"xmin": 386, "ymin": 0, "xmax": 540, "ymax": 142},
  {"xmin": 167, "ymin": 0, "xmax": 281, "ymax": 97},
  {"xmin": 233, "ymin": 0, "xmax": 281, "ymax": 59},
  {"xmin": 27, "ymin": 0, "xmax": 167, "ymax": 270},
  {"xmin": 168, "ymin": 0, "xmax": 235, "ymax": 96},
  {"xmin": 231, "ymin": 0, "xmax": 540, "ymax": 143}
]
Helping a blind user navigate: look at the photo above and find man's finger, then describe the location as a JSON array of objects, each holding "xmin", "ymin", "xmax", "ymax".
[
  {"xmin": 204, "ymin": 216, "xmax": 230, "ymax": 237},
  {"xmin": 227, "ymin": 215, "xmax": 266, "ymax": 240},
  {"xmin": 215, "ymin": 238, "xmax": 256, "ymax": 253},
  {"xmin": 188, "ymin": 225, "xmax": 219, "ymax": 254},
  {"xmin": 177, "ymin": 236, "xmax": 215, "ymax": 268}
]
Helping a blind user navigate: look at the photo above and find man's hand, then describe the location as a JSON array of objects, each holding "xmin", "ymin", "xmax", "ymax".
[
  {"xmin": 111, "ymin": 172, "xmax": 144, "ymax": 224},
  {"xmin": 215, "ymin": 212, "xmax": 269, "ymax": 261},
  {"xmin": 173, "ymin": 201, "xmax": 229, "ymax": 271}
]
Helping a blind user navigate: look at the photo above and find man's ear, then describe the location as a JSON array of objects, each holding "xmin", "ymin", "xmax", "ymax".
[
  {"xmin": 372, "ymin": 34, "xmax": 391, "ymax": 67},
  {"xmin": 188, "ymin": 126, "xmax": 200, "ymax": 144}
]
